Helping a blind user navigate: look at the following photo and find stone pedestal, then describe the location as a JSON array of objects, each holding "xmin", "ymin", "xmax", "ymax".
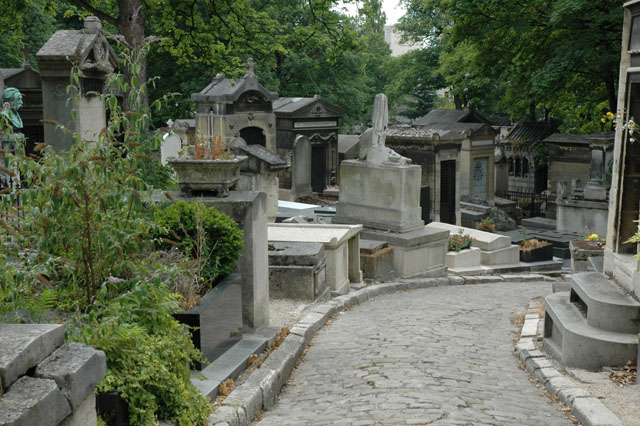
[
  {"xmin": 333, "ymin": 160, "xmax": 424, "ymax": 233},
  {"xmin": 362, "ymin": 227, "xmax": 449, "ymax": 278},
  {"xmin": 360, "ymin": 240, "xmax": 395, "ymax": 280},
  {"xmin": 174, "ymin": 191, "xmax": 269, "ymax": 330}
]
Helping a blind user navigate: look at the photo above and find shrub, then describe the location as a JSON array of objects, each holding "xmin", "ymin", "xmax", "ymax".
[
  {"xmin": 448, "ymin": 229, "xmax": 474, "ymax": 252},
  {"xmin": 69, "ymin": 277, "xmax": 212, "ymax": 425},
  {"xmin": 477, "ymin": 216, "xmax": 496, "ymax": 233},
  {"xmin": 154, "ymin": 201, "xmax": 243, "ymax": 287}
]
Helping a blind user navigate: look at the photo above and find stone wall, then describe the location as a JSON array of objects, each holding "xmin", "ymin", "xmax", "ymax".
[{"xmin": 0, "ymin": 324, "xmax": 106, "ymax": 426}]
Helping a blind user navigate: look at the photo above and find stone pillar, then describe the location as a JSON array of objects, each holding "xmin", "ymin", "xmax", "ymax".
[
  {"xmin": 36, "ymin": 17, "xmax": 117, "ymax": 151},
  {"xmin": 176, "ymin": 191, "xmax": 269, "ymax": 330}
]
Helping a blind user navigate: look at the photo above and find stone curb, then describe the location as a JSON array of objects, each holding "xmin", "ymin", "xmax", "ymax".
[
  {"xmin": 514, "ymin": 302, "xmax": 624, "ymax": 426},
  {"xmin": 208, "ymin": 274, "xmax": 555, "ymax": 425}
]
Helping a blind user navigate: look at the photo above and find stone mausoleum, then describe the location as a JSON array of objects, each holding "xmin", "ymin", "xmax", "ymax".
[{"xmin": 274, "ymin": 96, "xmax": 344, "ymax": 197}]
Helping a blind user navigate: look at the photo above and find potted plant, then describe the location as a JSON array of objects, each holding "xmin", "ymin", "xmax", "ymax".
[
  {"xmin": 153, "ymin": 200, "xmax": 245, "ymax": 369},
  {"xmin": 168, "ymin": 134, "xmax": 247, "ymax": 197},
  {"xmin": 477, "ymin": 216, "xmax": 496, "ymax": 233},
  {"xmin": 446, "ymin": 229, "xmax": 480, "ymax": 268},
  {"xmin": 519, "ymin": 228, "xmax": 553, "ymax": 262}
]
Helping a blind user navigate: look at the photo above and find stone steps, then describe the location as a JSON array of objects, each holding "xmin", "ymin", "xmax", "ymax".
[
  {"xmin": 569, "ymin": 272, "xmax": 640, "ymax": 334},
  {"xmin": 544, "ymin": 292, "xmax": 638, "ymax": 370}
]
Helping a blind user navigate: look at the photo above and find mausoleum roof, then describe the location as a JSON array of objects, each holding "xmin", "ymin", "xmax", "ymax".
[
  {"xmin": 505, "ymin": 122, "xmax": 555, "ymax": 144},
  {"xmin": 273, "ymin": 97, "xmax": 344, "ymax": 118},
  {"xmin": 543, "ymin": 133, "xmax": 591, "ymax": 145},
  {"xmin": 414, "ymin": 107, "xmax": 492, "ymax": 126},
  {"xmin": 192, "ymin": 63, "xmax": 278, "ymax": 104}
]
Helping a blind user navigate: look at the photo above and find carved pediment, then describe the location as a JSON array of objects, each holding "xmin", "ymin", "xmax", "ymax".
[
  {"xmin": 235, "ymin": 90, "xmax": 272, "ymax": 113},
  {"xmin": 298, "ymin": 100, "xmax": 344, "ymax": 118}
]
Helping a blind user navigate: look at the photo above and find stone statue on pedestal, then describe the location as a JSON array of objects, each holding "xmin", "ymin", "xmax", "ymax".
[
  {"xmin": 358, "ymin": 93, "xmax": 410, "ymax": 165},
  {"xmin": 1, "ymin": 87, "xmax": 24, "ymax": 130}
]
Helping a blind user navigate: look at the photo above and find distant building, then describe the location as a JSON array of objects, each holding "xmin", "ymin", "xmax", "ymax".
[{"xmin": 383, "ymin": 25, "xmax": 418, "ymax": 57}]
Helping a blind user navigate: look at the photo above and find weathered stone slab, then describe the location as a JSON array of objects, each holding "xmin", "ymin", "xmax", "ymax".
[
  {"xmin": 0, "ymin": 376, "xmax": 71, "ymax": 426},
  {"xmin": 35, "ymin": 343, "xmax": 107, "ymax": 410},
  {"xmin": 0, "ymin": 324, "xmax": 65, "ymax": 389},
  {"xmin": 445, "ymin": 247, "xmax": 481, "ymax": 268},
  {"xmin": 427, "ymin": 222, "xmax": 511, "ymax": 251}
]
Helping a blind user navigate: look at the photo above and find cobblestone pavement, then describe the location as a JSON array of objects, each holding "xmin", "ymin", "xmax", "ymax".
[{"xmin": 257, "ymin": 282, "xmax": 573, "ymax": 425}]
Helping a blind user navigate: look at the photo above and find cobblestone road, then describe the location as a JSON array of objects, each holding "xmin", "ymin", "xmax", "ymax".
[{"xmin": 257, "ymin": 282, "xmax": 573, "ymax": 425}]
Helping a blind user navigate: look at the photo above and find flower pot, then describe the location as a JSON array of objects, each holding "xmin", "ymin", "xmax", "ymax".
[
  {"xmin": 172, "ymin": 273, "xmax": 243, "ymax": 370},
  {"xmin": 519, "ymin": 243, "xmax": 554, "ymax": 263},
  {"xmin": 168, "ymin": 156, "xmax": 247, "ymax": 197}
]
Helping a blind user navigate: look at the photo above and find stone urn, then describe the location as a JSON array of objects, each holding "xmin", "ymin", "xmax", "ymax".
[{"xmin": 168, "ymin": 156, "xmax": 247, "ymax": 197}]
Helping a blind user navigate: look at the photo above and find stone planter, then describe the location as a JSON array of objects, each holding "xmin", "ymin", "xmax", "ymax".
[
  {"xmin": 168, "ymin": 156, "xmax": 247, "ymax": 197},
  {"xmin": 172, "ymin": 273, "xmax": 243, "ymax": 370},
  {"xmin": 445, "ymin": 246, "xmax": 481, "ymax": 268},
  {"xmin": 519, "ymin": 243, "xmax": 554, "ymax": 263},
  {"xmin": 569, "ymin": 239, "xmax": 605, "ymax": 272}
]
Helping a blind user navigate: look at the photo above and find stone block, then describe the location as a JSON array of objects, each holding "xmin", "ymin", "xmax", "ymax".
[
  {"xmin": 572, "ymin": 397, "xmax": 623, "ymax": 426},
  {"xmin": 360, "ymin": 240, "xmax": 395, "ymax": 280},
  {"xmin": 445, "ymin": 247, "xmax": 481, "ymax": 268},
  {"xmin": 209, "ymin": 406, "xmax": 238, "ymax": 426},
  {"xmin": 0, "ymin": 376, "xmax": 71, "ymax": 426},
  {"xmin": 544, "ymin": 376, "xmax": 576, "ymax": 398},
  {"xmin": 334, "ymin": 160, "xmax": 424, "ymax": 233},
  {"xmin": 0, "ymin": 324, "xmax": 65, "ymax": 389},
  {"xmin": 35, "ymin": 343, "xmax": 106, "ymax": 410},
  {"xmin": 480, "ymin": 245, "xmax": 520, "ymax": 265},
  {"xmin": 268, "ymin": 242, "xmax": 327, "ymax": 300},
  {"xmin": 223, "ymin": 377, "xmax": 263, "ymax": 422},
  {"xmin": 363, "ymin": 227, "xmax": 448, "ymax": 278},
  {"xmin": 60, "ymin": 393, "xmax": 97, "ymax": 426}
]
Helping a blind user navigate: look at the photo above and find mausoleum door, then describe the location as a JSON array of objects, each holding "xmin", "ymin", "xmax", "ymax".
[
  {"xmin": 440, "ymin": 160, "xmax": 456, "ymax": 224},
  {"xmin": 311, "ymin": 145, "xmax": 326, "ymax": 193},
  {"xmin": 240, "ymin": 126, "xmax": 266, "ymax": 147},
  {"xmin": 615, "ymin": 83, "xmax": 640, "ymax": 254},
  {"xmin": 472, "ymin": 157, "xmax": 488, "ymax": 200},
  {"xmin": 534, "ymin": 164, "xmax": 548, "ymax": 194}
]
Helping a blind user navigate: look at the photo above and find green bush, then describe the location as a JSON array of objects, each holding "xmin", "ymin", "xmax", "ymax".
[
  {"xmin": 69, "ymin": 277, "xmax": 212, "ymax": 425},
  {"xmin": 154, "ymin": 201, "xmax": 243, "ymax": 287}
]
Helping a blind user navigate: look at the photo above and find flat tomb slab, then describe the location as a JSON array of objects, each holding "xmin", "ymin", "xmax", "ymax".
[
  {"xmin": 426, "ymin": 222, "xmax": 511, "ymax": 251},
  {"xmin": 0, "ymin": 324, "xmax": 65, "ymax": 389},
  {"xmin": 268, "ymin": 223, "xmax": 361, "ymax": 248},
  {"xmin": 446, "ymin": 247, "xmax": 481, "ymax": 268}
]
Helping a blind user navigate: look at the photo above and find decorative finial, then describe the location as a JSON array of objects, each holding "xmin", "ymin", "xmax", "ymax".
[
  {"xmin": 246, "ymin": 58, "xmax": 256, "ymax": 77},
  {"xmin": 21, "ymin": 44, "xmax": 31, "ymax": 70}
]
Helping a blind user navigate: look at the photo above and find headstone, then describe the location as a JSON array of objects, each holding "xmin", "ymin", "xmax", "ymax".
[
  {"xmin": 161, "ymin": 131, "xmax": 183, "ymax": 165},
  {"xmin": 291, "ymin": 135, "xmax": 312, "ymax": 198}
]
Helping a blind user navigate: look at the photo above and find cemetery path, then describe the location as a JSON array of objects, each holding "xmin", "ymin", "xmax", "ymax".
[{"xmin": 256, "ymin": 281, "xmax": 573, "ymax": 426}]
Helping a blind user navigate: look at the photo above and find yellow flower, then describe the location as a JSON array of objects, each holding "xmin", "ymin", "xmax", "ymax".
[{"xmin": 587, "ymin": 234, "xmax": 599, "ymax": 241}]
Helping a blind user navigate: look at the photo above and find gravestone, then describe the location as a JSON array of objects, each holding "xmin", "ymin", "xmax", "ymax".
[
  {"xmin": 161, "ymin": 124, "xmax": 183, "ymax": 165},
  {"xmin": 291, "ymin": 135, "xmax": 312, "ymax": 199},
  {"xmin": 36, "ymin": 17, "xmax": 117, "ymax": 151},
  {"xmin": 334, "ymin": 94, "xmax": 448, "ymax": 278}
]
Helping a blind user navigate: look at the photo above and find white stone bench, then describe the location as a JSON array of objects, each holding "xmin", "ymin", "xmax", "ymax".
[{"xmin": 268, "ymin": 223, "xmax": 363, "ymax": 295}]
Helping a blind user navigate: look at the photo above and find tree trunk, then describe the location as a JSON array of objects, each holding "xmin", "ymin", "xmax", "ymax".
[
  {"xmin": 117, "ymin": 0, "xmax": 147, "ymax": 108},
  {"xmin": 529, "ymin": 102, "xmax": 536, "ymax": 122},
  {"xmin": 454, "ymin": 93, "xmax": 463, "ymax": 110}
]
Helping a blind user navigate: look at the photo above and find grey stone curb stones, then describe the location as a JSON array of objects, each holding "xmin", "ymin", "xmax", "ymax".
[
  {"xmin": 514, "ymin": 302, "xmax": 624, "ymax": 426},
  {"xmin": 208, "ymin": 274, "xmax": 555, "ymax": 425}
]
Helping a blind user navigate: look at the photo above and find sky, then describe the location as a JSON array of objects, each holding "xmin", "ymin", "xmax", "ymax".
[{"xmin": 338, "ymin": 0, "xmax": 407, "ymax": 26}]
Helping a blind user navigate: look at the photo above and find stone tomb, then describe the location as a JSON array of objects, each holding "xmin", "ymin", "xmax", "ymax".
[
  {"xmin": 333, "ymin": 94, "xmax": 448, "ymax": 278},
  {"xmin": 268, "ymin": 242, "xmax": 328, "ymax": 300},
  {"xmin": 268, "ymin": 223, "xmax": 362, "ymax": 295},
  {"xmin": 36, "ymin": 17, "xmax": 118, "ymax": 152},
  {"xmin": 427, "ymin": 222, "xmax": 520, "ymax": 266}
]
